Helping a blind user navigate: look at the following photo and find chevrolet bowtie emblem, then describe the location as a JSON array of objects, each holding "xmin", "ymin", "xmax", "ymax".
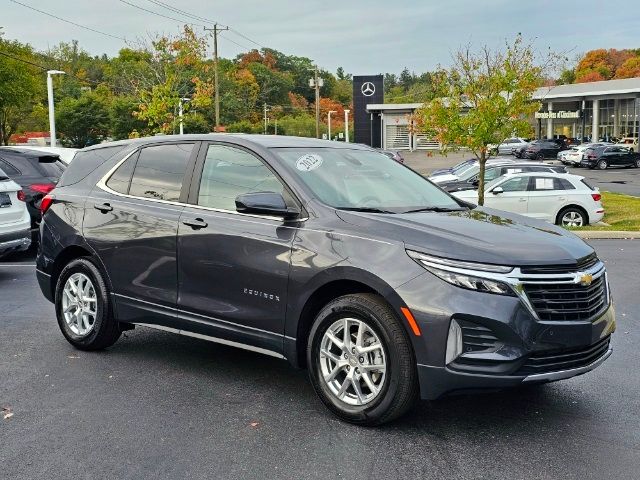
[{"xmin": 578, "ymin": 273, "xmax": 593, "ymax": 286}]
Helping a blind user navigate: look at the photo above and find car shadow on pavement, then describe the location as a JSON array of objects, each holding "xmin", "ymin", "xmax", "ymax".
[{"xmin": 106, "ymin": 326, "xmax": 594, "ymax": 434}]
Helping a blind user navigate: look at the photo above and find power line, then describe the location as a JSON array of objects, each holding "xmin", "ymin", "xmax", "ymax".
[
  {"xmin": 0, "ymin": 50, "xmax": 47, "ymax": 70},
  {"xmin": 144, "ymin": 0, "xmax": 264, "ymax": 49},
  {"xmin": 118, "ymin": 0, "xmax": 205, "ymax": 27},
  {"xmin": 8, "ymin": 0, "xmax": 128, "ymax": 42}
]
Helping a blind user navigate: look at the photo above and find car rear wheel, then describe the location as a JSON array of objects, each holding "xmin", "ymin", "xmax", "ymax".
[
  {"xmin": 557, "ymin": 207, "xmax": 587, "ymax": 227},
  {"xmin": 55, "ymin": 258, "xmax": 121, "ymax": 350},
  {"xmin": 635, "ymin": 159, "xmax": 640, "ymax": 168},
  {"xmin": 536, "ymin": 153, "xmax": 544, "ymax": 160},
  {"xmin": 597, "ymin": 160, "xmax": 608, "ymax": 170},
  {"xmin": 307, "ymin": 294, "xmax": 418, "ymax": 426}
]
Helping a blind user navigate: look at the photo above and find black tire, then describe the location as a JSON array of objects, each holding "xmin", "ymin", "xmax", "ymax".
[
  {"xmin": 635, "ymin": 158, "xmax": 640, "ymax": 168},
  {"xmin": 556, "ymin": 206, "xmax": 588, "ymax": 227},
  {"xmin": 307, "ymin": 294, "xmax": 418, "ymax": 426},
  {"xmin": 597, "ymin": 159, "xmax": 608, "ymax": 170},
  {"xmin": 536, "ymin": 152, "xmax": 544, "ymax": 160},
  {"xmin": 54, "ymin": 258, "xmax": 121, "ymax": 351}
]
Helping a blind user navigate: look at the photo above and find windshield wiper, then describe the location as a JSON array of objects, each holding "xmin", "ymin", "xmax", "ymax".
[
  {"xmin": 402, "ymin": 206, "xmax": 469, "ymax": 214},
  {"xmin": 339, "ymin": 207, "xmax": 396, "ymax": 214}
]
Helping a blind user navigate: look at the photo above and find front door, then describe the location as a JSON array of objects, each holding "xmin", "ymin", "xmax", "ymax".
[
  {"xmin": 485, "ymin": 175, "xmax": 530, "ymax": 214},
  {"xmin": 176, "ymin": 143, "xmax": 298, "ymax": 355}
]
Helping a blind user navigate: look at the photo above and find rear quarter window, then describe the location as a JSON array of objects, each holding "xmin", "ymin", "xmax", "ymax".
[{"xmin": 58, "ymin": 145, "xmax": 127, "ymax": 187}]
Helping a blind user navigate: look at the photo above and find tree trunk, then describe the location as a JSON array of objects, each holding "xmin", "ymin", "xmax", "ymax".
[{"xmin": 478, "ymin": 149, "xmax": 486, "ymax": 206}]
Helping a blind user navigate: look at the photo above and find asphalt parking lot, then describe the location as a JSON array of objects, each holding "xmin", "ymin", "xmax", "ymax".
[
  {"xmin": 405, "ymin": 151, "xmax": 640, "ymax": 197},
  {"xmin": 1, "ymin": 240, "xmax": 638, "ymax": 480}
]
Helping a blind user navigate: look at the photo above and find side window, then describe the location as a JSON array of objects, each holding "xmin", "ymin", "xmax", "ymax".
[
  {"xmin": 484, "ymin": 168, "xmax": 501, "ymax": 181},
  {"xmin": 106, "ymin": 153, "xmax": 137, "ymax": 194},
  {"xmin": 532, "ymin": 177, "xmax": 557, "ymax": 191},
  {"xmin": 129, "ymin": 144, "xmax": 193, "ymax": 201},
  {"xmin": 0, "ymin": 158, "xmax": 21, "ymax": 175},
  {"xmin": 197, "ymin": 144, "xmax": 285, "ymax": 211},
  {"xmin": 557, "ymin": 178, "xmax": 575, "ymax": 190},
  {"xmin": 498, "ymin": 176, "xmax": 530, "ymax": 192}
]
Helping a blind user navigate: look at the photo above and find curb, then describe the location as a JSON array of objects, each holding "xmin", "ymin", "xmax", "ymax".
[{"xmin": 572, "ymin": 231, "xmax": 640, "ymax": 239}]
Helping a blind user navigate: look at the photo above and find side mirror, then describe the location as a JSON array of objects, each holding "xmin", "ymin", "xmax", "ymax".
[
  {"xmin": 491, "ymin": 187, "xmax": 504, "ymax": 195},
  {"xmin": 471, "ymin": 178, "xmax": 479, "ymax": 186},
  {"xmin": 235, "ymin": 192, "xmax": 300, "ymax": 219}
]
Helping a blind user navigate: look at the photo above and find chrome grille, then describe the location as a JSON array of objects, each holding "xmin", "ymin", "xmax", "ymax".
[{"xmin": 523, "ymin": 274, "xmax": 607, "ymax": 322}]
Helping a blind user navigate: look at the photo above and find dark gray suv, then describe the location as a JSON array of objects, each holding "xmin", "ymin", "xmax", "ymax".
[{"xmin": 36, "ymin": 135, "xmax": 615, "ymax": 425}]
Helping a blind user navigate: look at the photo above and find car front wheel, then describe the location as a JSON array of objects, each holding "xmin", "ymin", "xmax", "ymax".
[
  {"xmin": 55, "ymin": 258, "xmax": 121, "ymax": 350},
  {"xmin": 307, "ymin": 294, "xmax": 418, "ymax": 425}
]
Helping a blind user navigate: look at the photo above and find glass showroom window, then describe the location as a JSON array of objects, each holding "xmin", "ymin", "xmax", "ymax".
[
  {"xmin": 618, "ymin": 98, "xmax": 639, "ymax": 138},
  {"xmin": 599, "ymin": 99, "xmax": 615, "ymax": 139}
]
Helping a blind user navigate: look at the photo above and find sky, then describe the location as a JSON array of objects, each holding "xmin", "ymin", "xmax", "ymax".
[{"xmin": 2, "ymin": 0, "xmax": 639, "ymax": 76}]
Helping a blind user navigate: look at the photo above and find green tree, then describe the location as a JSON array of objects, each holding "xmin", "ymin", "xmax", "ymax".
[
  {"xmin": 109, "ymin": 95, "xmax": 147, "ymax": 140},
  {"xmin": 418, "ymin": 36, "xmax": 547, "ymax": 206},
  {"xmin": 56, "ymin": 92, "xmax": 110, "ymax": 147},
  {"xmin": 0, "ymin": 37, "xmax": 42, "ymax": 144}
]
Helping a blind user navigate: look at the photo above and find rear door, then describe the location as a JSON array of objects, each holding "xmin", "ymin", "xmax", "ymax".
[
  {"xmin": 176, "ymin": 142, "xmax": 299, "ymax": 355},
  {"xmin": 83, "ymin": 141, "xmax": 199, "ymax": 327},
  {"xmin": 526, "ymin": 176, "xmax": 571, "ymax": 222}
]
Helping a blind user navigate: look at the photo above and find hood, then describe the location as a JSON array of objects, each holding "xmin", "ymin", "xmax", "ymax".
[
  {"xmin": 335, "ymin": 207, "xmax": 593, "ymax": 267},
  {"xmin": 429, "ymin": 168, "xmax": 454, "ymax": 176}
]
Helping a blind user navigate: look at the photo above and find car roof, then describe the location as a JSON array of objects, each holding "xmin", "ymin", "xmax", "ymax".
[
  {"xmin": 82, "ymin": 134, "xmax": 372, "ymax": 152},
  {"xmin": 0, "ymin": 147, "xmax": 61, "ymax": 161},
  {"xmin": 500, "ymin": 171, "xmax": 582, "ymax": 181}
]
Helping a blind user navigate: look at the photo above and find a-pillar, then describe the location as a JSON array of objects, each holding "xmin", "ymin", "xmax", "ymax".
[
  {"xmin": 546, "ymin": 102, "xmax": 553, "ymax": 139},
  {"xmin": 592, "ymin": 99, "xmax": 600, "ymax": 141}
]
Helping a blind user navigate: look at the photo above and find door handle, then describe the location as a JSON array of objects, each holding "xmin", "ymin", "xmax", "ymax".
[
  {"xmin": 94, "ymin": 202, "xmax": 113, "ymax": 213},
  {"xmin": 182, "ymin": 218, "xmax": 208, "ymax": 230},
  {"xmin": 518, "ymin": 198, "xmax": 527, "ymax": 202}
]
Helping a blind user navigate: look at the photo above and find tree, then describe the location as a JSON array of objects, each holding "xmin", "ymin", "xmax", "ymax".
[
  {"xmin": 417, "ymin": 36, "xmax": 546, "ymax": 206},
  {"xmin": 615, "ymin": 56, "xmax": 640, "ymax": 79},
  {"xmin": 109, "ymin": 96, "xmax": 147, "ymax": 139},
  {"xmin": 56, "ymin": 92, "xmax": 110, "ymax": 147},
  {"xmin": 0, "ymin": 38, "xmax": 42, "ymax": 144}
]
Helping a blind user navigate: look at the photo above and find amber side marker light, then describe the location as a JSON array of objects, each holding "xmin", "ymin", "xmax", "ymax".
[{"xmin": 400, "ymin": 307, "xmax": 422, "ymax": 336}]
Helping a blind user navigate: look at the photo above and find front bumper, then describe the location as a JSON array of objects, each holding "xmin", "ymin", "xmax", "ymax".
[
  {"xmin": 0, "ymin": 229, "xmax": 31, "ymax": 257},
  {"xmin": 396, "ymin": 263, "xmax": 615, "ymax": 400}
]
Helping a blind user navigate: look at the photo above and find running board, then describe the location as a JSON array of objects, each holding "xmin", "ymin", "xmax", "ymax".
[{"xmin": 133, "ymin": 323, "xmax": 286, "ymax": 360}]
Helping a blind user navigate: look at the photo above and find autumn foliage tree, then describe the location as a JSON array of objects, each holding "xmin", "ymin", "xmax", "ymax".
[{"xmin": 418, "ymin": 36, "xmax": 546, "ymax": 206}]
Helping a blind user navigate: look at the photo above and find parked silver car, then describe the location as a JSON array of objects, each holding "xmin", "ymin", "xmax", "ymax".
[{"xmin": 491, "ymin": 137, "xmax": 529, "ymax": 155}]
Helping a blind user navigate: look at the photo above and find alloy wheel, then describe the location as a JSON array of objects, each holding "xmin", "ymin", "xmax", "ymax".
[
  {"xmin": 319, "ymin": 317, "xmax": 387, "ymax": 406},
  {"xmin": 561, "ymin": 211, "xmax": 584, "ymax": 227},
  {"xmin": 598, "ymin": 160, "xmax": 608, "ymax": 170},
  {"xmin": 62, "ymin": 273, "xmax": 98, "ymax": 336}
]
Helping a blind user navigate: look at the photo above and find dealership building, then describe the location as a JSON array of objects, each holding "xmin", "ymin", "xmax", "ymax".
[{"xmin": 354, "ymin": 77, "xmax": 640, "ymax": 150}]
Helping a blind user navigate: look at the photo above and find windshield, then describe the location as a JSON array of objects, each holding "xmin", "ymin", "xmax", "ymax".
[
  {"xmin": 272, "ymin": 148, "xmax": 463, "ymax": 213},
  {"xmin": 452, "ymin": 161, "xmax": 476, "ymax": 175}
]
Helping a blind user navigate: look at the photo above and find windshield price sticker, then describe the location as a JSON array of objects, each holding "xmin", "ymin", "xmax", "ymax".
[
  {"xmin": 296, "ymin": 153, "xmax": 323, "ymax": 172},
  {"xmin": 535, "ymin": 178, "xmax": 554, "ymax": 190}
]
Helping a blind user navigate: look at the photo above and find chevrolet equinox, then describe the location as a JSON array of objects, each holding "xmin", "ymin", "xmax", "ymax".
[{"xmin": 36, "ymin": 135, "xmax": 616, "ymax": 425}]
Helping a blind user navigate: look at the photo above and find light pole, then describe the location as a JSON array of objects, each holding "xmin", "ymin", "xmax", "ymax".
[
  {"xmin": 344, "ymin": 109, "xmax": 350, "ymax": 143},
  {"xmin": 47, "ymin": 70, "xmax": 65, "ymax": 147},
  {"xmin": 327, "ymin": 110, "xmax": 336, "ymax": 140},
  {"xmin": 178, "ymin": 97, "xmax": 190, "ymax": 135}
]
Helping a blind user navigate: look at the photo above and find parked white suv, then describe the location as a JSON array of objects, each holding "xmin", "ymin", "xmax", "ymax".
[
  {"xmin": 560, "ymin": 143, "xmax": 610, "ymax": 166},
  {"xmin": 613, "ymin": 137, "xmax": 638, "ymax": 153},
  {"xmin": 0, "ymin": 166, "xmax": 31, "ymax": 258},
  {"xmin": 452, "ymin": 172, "xmax": 604, "ymax": 227}
]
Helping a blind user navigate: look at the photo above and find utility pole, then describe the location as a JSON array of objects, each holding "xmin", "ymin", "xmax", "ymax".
[
  {"xmin": 263, "ymin": 103, "xmax": 269, "ymax": 134},
  {"xmin": 309, "ymin": 66, "xmax": 323, "ymax": 138},
  {"xmin": 204, "ymin": 24, "xmax": 229, "ymax": 131}
]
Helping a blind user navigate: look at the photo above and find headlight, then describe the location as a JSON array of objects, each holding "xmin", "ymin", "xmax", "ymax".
[{"xmin": 406, "ymin": 250, "xmax": 516, "ymax": 296}]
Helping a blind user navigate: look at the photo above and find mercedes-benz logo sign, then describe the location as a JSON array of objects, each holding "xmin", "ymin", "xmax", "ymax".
[{"xmin": 361, "ymin": 82, "xmax": 375, "ymax": 97}]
